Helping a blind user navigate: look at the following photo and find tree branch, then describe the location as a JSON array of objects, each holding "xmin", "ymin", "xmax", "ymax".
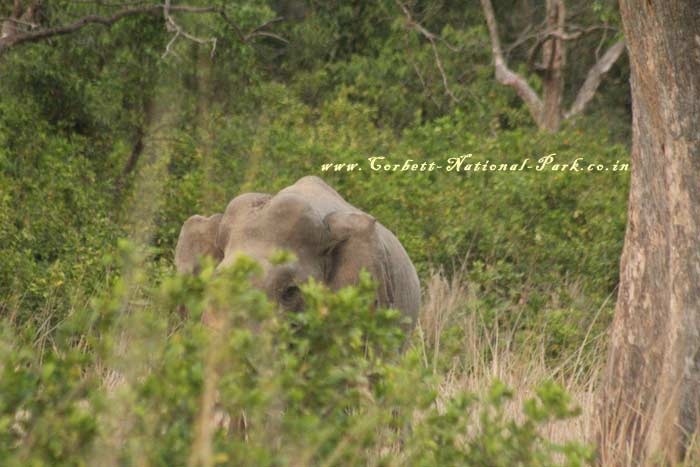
[
  {"xmin": 403, "ymin": 31, "xmax": 440, "ymax": 108},
  {"xmin": 505, "ymin": 22, "xmax": 537, "ymax": 58},
  {"xmin": 480, "ymin": 0, "xmax": 543, "ymax": 125},
  {"xmin": 527, "ymin": 24, "xmax": 617, "ymax": 67},
  {"xmin": 549, "ymin": 24, "xmax": 617, "ymax": 41},
  {"xmin": 1, "ymin": 5, "xmax": 159, "ymax": 53},
  {"xmin": 65, "ymin": 1, "xmax": 153, "ymax": 7},
  {"xmin": 162, "ymin": 0, "xmax": 216, "ymax": 58},
  {"xmin": 396, "ymin": 0, "xmax": 458, "ymax": 104},
  {"xmin": 565, "ymin": 39, "xmax": 625, "ymax": 120},
  {"xmin": 0, "ymin": 17, "xmax": 38, "ymax": 29},
  {"xmin": 0, "ymin": 3, "xmax": 285, "ymax": 56}
]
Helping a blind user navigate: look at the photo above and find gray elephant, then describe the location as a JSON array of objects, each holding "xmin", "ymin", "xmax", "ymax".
[{"xmin": 174, "ymin": 176, "xmax": 420, "ymax": 331}]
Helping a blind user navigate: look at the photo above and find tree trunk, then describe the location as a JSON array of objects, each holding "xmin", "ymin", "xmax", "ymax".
[
  {"xmin": 540, "ymin": 0, "xmax": 565, "ymax": 131},
  {"xmin": 114, "ymin": 96, "xmax": 154, "ymax": 200},
  {"xmin": 597, "ymin": 1, "xmax": 700, "ymax": 465},
  {"xmin": 480, "ymin": 0, "xmax": 625, "ymax": 133}
]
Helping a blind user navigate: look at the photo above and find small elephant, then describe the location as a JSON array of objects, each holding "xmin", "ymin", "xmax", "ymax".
[{"xmin": 175, "ymin": 176, "xmax": 421, "ymax": 331}]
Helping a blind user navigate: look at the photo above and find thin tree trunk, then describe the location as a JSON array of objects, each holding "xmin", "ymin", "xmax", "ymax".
[
  {"xmin": 597, "ymin": 1, "xmax": 700, "ymax": 465},
  {"xmin": 114, "ymin": 97, "xmax": 154, "ymax": 199},
  {"xmin": 540, "ymin": 0, "xmax": 565, "ymax": 131}
]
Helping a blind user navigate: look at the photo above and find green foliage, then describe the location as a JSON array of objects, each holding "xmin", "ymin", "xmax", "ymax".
[
  {"xmin": 1, "ymin": 252, "xmax": 592, "ymax": 465},
  {"xmin": 1, "ymin": 0, "xmax": 631, "ymax": 463}
]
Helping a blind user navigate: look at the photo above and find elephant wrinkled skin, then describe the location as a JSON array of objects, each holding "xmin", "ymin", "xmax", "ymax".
[{"xmin": 175, "ymin": 176, "xmax": 421, "ymax": 331}]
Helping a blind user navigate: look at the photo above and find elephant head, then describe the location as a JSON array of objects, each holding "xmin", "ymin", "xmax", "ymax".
[{"xmin": 175, "ymin": 176, "xmax": 420, "ymax": 328}]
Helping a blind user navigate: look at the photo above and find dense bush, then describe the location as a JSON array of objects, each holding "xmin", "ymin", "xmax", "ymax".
[
  {"xmin": 1, "ymin": 0, "xmax": 630, "ymax": 463},
  {"xmin": 0, "ymin": 249, "xmax": 592, "ymax": 465}
]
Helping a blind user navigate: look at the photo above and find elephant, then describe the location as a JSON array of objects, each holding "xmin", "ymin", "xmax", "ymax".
[{"xmin": 174, "ymin": 175, "xmax": 421, "ymax": 331}]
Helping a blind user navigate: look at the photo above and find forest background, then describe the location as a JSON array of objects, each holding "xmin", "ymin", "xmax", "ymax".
[{"xmin": 0, "ymin": 1, "xmax": 632, "ymax": 465}]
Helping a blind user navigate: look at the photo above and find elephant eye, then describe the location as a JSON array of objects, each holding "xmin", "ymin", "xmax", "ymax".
[{"xmin": 281, "ymin": 285, "xmax": 301, "ymax": 303}]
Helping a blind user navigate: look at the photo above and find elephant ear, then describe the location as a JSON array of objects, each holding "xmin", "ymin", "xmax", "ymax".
[
  {"xmin": 323, "ymin": 211, "xmax": 394, "ymax": 307},
  {"xmin": 175, "ymin": 214, "xmax": 224, "ymax": 274}
]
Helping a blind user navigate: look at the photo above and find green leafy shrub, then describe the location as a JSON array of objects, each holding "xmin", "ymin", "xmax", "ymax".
[{"xmin": 1, "ymin": 247, "xmax": 592, "ymax": 465}]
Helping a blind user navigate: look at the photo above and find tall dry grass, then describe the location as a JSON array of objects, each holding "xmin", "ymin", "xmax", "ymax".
[{"xmin": 416, "ymin": 267, "xmax": 604, "ymax": 451}]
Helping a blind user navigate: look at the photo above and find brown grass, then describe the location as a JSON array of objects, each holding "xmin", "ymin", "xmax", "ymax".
[{"xmin": 417, "ymin": 267, "xmax": 602, "ymax": 450}]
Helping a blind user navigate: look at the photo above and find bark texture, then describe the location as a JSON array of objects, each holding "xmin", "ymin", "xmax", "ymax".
[
  {"xmin": 539, "ymin": 0, "xmax": 565, "ymax": 131},
  {"xmin": 597, "ymin": 1, "xmax": 700, "ymax": 464}
]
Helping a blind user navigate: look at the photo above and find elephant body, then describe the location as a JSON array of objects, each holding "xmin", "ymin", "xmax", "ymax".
[{"xmin": 175, "ymin": 176, "xmax": 420, "ymax": 330}]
